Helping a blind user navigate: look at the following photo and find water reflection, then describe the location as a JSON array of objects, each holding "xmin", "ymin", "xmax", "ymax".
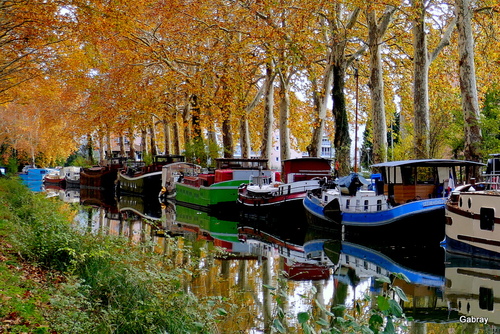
[
  {"xmin": 46, "ymin": 186, "xmax": 500, "ymax": 333},
  {"xmin": 444, "ymin": 253, "xmax": 500, "ymax": 327}
]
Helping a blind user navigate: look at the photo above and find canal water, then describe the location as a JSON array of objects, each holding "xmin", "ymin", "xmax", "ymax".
[{"xmin": 45, "ymin": 186, "xmax": 499, "ymax": 333}]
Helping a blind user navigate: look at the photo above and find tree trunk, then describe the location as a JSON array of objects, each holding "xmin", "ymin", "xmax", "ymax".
[
  {"xmin": 141, "ymin": 128, "xmax": 148, "ymax": 158},
  {"xmin": 119, "ymin": 135, "xmax": 126, "ymax": 157},
  {"xmin": 278, "ymin": 76, "xmax": 291, "ymax": 163},
  {"xmin": 182, "ymin": 96, "xmax": 192, "ymax": 145},
  {"xmin": 190, "ymin": 94, "xmax": 202, "ymax": 140},
  {"xmin": 207, "ymin": 123, "xmax": 217, "ymax": 156},
  {"xmin": 127, "ymin": 129, "xmax": 135, "ymax": 160},
  {"xmin": 240, "ymin": 81, "xmax": 266, "ymax": 158},
  {"xmin": 412, "ymin": 0, "xmax": 430, "ymax": 159},
  {"xmin": 106, "ymin": 131, "xmax": 112, "ymax": 159},
  {"xmin": 149, "ymin": 121, "xmax": 158, "ymax": 156},
  {"xmin": 367, "ymin": 9, "xmax": 389, "ymax": 164},
  {"xmin": 163, "ymin": 117, "xmax": 171, "ymax": 155},
  {"xmin": 219, "ymin": 76, "xmax": 234, "ymax": 158},
  {"xmin": 260, "ymin": 62, "xmax": 275, "ymax": 160},
  {"xmin": 87, "ymin": 133, "xmax": 95, "ymax": 165},
  {"xmin": 325, "ymin": 7, "xmax": 360, "ymax": 171},
  {"xmin": 173, "ymin": 115, "xmax": 181, "ymax": 155},
  {"xmin": 222, "ymin": 118, "xmax": 233, "ymax": 158},
  {"xmin": 308, "ymin": 54, "xmax": 333, "ymax": 158},
  {"xmin": 332, "ymin": 63, "xmax": 351, "ymax": 176},
  {"xmin": 98, "ymin": 133, "xmax": 105, "ymax": 163},
  {"xmin": 239, "ymin": 116, "xmax": 251, "ymax": 158},
  {"xmin": 456, "ymin": 0, "xmax": 482, "ymax": 164}
]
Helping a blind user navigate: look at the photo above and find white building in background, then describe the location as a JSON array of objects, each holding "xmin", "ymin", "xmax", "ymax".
[{"xmin": 233, "ymin": 131, "xmax": 334, "ymax": 170}]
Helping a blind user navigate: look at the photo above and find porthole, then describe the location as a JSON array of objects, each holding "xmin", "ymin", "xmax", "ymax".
[
  {"xmin": 459, "ymin": 197, "xmax": 463, "ymax": 207},
  {"xmin": 468, "ymin": 198, "xmax": 472, "ymax": 209},
  {"xmin": 479, "ymin": 287, "xmax": 494, "ymax": 311},
  {"xmin": 480, "ymin": 207, "xmax": 495, "ymax": 231}
]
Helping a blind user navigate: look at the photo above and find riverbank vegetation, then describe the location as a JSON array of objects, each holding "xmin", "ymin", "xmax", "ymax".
[{"xmin": 0, "ymin": 177, "xmax": 221, "ymax": 333}]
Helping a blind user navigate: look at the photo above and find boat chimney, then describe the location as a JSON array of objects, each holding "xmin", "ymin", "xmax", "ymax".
[{"xmin": 258, "ymin": 166, "xmax": 263, "ymax": 188}]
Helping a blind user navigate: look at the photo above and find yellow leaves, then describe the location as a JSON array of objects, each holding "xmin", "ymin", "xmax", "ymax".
[{"xmin": 0, "ymin": 77, "xmax": 82, "ymax": 165}]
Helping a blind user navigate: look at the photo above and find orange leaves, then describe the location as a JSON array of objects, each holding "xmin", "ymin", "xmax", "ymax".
[
  {"xmin": 0, "ymin": 77, "xmax": 82, "ymax": 165},
  {"xmin": 1, "ymin": 0, "xmax": 500, "ymax": 163}
]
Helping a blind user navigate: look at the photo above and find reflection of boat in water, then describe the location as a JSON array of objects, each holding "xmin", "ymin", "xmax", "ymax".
[
  {"xmin": 117, "ymin": 155, "xmax": 185, "ymax": 197},
  {"xmin": 444, "ymin": 155, "xmax": 500, "ymax": 260},
  {"xmin": 175, "ymin": 204, "xmax": 250, "ymax": 255},
  {"xmin": 58, "ymin": 188, "xmax": 80, "ymax": 203},
  {"xmin": 80, "ymin": 187, "xmax": 117, "ymax": 213},
  {"xmin": 117, "ymin": 194, "xmax": 162, "ymax": 222},
  {"xmin": 332, "ymin": 241, "xmax": 444, "ymax": 287},
  {"xmin": 301, "ymin": 230, "xmax": 451, "ymax": 322},
  {"xmin": 238, "ymin": 224, "xmax": 331, "ymax": 281},
  {"xmin": 238, "ymin": 158, "xmax": 331, "ymax": 210},
  {"xmin": 444, "ymin": 252, "xmax": 500, "ymax": 327}
]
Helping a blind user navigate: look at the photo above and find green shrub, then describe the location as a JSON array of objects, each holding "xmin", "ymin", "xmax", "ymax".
[{"xmin": 0, "ymin": 178, "xmax": 220, "ymax": 333}]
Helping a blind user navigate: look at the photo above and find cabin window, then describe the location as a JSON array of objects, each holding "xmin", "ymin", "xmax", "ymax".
[
  {"xmin": 401, "ymin": 166, "xmax": 414, "ymax": 185},
  {"xmin": 480, "ymin": 207, "xmax": 495, "ymax": 231},
  {"xmin": 377, "ymin": 199, "xmax": 382, "ymax": 211},
  {"xmin": 345, "ymin": 255, "xmax": 350, "ymax": 264},
  {"xmin": 416, "ymin": 167, "xmax": 436, "ymax": 184},
  {"xmin": 364, "ymin": 200, "xmax": 369, "ymax": 211},
  {"xmin": 468, "ymin": 198, "xmax": 472, "ymax": 209},
  {"xmin": 479, "ymin": 287, "xmax": 494, "ymax": 311},
  {"xmin": 346, "ymin": 199, "xmax": 350, "ymax": 209}
]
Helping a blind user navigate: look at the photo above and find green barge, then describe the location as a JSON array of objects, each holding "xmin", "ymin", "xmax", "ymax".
[{"xmin": 175, "ymin": 158, "xmax": 274, "ymax": 213}]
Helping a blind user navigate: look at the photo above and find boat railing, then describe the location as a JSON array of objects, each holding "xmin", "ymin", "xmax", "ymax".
[
  {"xmin": 482, "ymin": 173, "xmax": 500, "ymax": 191},
  {"xmin": 341, "ymin": 199, "xmax": 390, "ymax": 212},
  {"xmin": 247, "ymin": 181, "xmax": 321, "ymax": 197}
]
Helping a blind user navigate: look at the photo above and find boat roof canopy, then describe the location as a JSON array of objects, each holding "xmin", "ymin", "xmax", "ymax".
[
  {"xmin": 282, "ymin": 157, "xmax": 332, "ymax": 163},
  {"xmin": 371, "ymin": 159, "xmax": 485, "ymax": 168}
]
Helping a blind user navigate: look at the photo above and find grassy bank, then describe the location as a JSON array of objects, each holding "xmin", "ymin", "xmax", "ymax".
[{"xmin": 0, "ymin": 177, "xmax": 219, "ymax": 333}]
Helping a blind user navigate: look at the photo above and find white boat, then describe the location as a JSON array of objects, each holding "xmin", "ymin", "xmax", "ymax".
[
  {"xmin": 63, "ymin": 166, "xmax": 81, "ymax": 186},
  {"xmin": 43, "ymin": 168, "xmax": 65, "ymax": 185},
  {"xmin": 303, "ymin": 172, "xmax": 389, "ymax": 228},
  {"xmin": 444, "ymin": 154, "xmax": 500, "ymax": 259},
  {"xmin": 237, "ymin": 157, "xmax": 332, "ymax": 210},
  {"xmin": 304, "ymin": 159, "xmax": 483, "ymax": 243}
]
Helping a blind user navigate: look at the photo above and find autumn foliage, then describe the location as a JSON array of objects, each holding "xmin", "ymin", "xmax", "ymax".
[{"xmin": 1, "ymin": 0, "xmax": 500, "ymax": 168}]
